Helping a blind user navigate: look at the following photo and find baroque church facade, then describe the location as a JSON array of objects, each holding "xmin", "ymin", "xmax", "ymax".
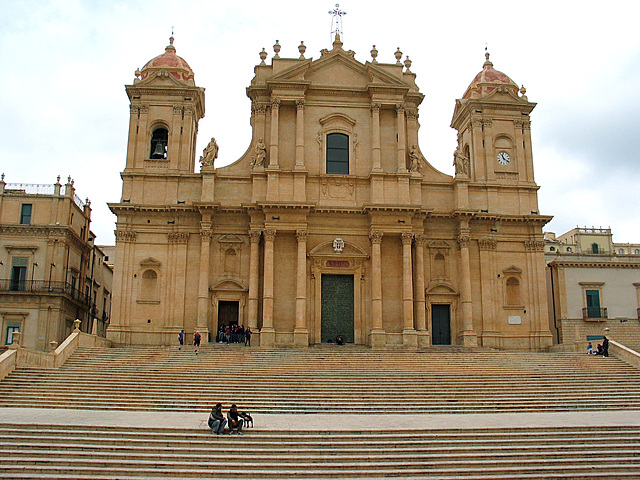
[{"xmin": 108, "ymin": 35, "xmax": 553, "ymax": 350}]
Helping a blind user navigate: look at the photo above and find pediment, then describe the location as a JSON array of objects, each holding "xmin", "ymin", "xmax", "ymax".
[
  {"xmin": 502, "ymin": 265, "xmax": 522, "ymax": 275},
  {"xmin": 211, "ymin": 279, "xmax": 247, "ymax": 291},
  {"xmin": 219, "ymin": 235, "xmax": 243, "ymax": 244},
  {"xmin": 140, "ymin": 257, "xmax": 161, "ymax": 267},
  {"xmin": 426, "ymin": 281, "xmax": 459, "ymax": 295},
  {"xmin": 309, "ymin": 239, "xmax": 368, "ymax": 257},
  {"xmin": 428, "ymin": 240, "xmax": 451, "ymax": 249},
  {"xmin": 270, "ymin": 51, "xmax": 408, "ymax": 90}
]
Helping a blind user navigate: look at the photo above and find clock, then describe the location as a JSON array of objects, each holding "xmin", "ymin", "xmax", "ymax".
[{"xmin": 497, "ymin": 152, "xmax": 511, "ymax": 165}]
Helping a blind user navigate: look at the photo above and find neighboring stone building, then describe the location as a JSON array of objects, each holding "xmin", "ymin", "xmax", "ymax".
[
  {"xmin": 0, "ymin": 175, "xmax": 112, "ymax": 350},
  {"xmin": 108, "ymin": 35, "xmax": 553, "ymax": 350},
  {"xmin": 545, "ymin": 228, "xmax": 640, "ymax": 348}
]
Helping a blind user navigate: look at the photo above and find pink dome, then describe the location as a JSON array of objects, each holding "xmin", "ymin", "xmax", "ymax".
[
  {"xmin": 139, "ymin": 37, "xmax": 195, "ymax": 85},
  {"xmin": 462, "ymin": 53, "xmax": 518, "ymax": 99}
]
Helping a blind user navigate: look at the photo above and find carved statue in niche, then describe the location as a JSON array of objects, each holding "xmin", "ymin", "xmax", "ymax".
[
  {"xmin": 199, "ymin": 137, "xmax": 218, "ymax": 167},
  {"xmin": 453, "ymin": 148, "xmax": 470, "ymax": 176},
  {"xmin": 251, "ymin": 138, "xmax": 267, "ymax": 167},
  {"xmin": 409, "ymin": 145, "xmax": 421, "ymax": 173}
]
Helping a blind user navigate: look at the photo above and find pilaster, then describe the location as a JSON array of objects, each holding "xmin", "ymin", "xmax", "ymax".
[
  {"xmin": 369, "ymin": 230, "xmax": 385, "ymax": 347},
  {"xmin": 294, "ymin": 230, "xmax": 309, "ymax": 347},
  {"xmin": 457, "ymin": 222, "xmax": 478, "ymax": 347},
  {"xmin": 260, "ymin": 229, "xmax": 276, "ymax": 346},
  {"xmin": 401, "ymin": 232, "xmax": 417, "ymax": 348}
]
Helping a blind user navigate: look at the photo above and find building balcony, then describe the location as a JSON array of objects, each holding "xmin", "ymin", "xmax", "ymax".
[
  {"xmin": 0, "ymin": 279, "xmax": 91, "ymax": 305},
  {"xmin": 582, "ymin": 307, "xmax": 608, "ymax": 320}
]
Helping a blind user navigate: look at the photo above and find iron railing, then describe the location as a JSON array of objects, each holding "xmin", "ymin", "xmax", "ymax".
[
  {"xmin": 582, "ymin": 307, "xmax": 608, "ymax": 319},
  {"xmin": 0, "ymin": 279, "xmax": 91, "ymax": 305}
]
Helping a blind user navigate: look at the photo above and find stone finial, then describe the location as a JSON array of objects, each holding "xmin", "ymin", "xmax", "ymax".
[
  {"xmin": 50, "ymin": 341, "xmax": 58, "ymax": 352},
  {"xmin": 333, "ymin": 33, "xmax": 343, "ymax": 50},
  {"xmin": 9, "ymin": 331, "xmax": 21, "ymax": 349},
  {"xmin": 370, "ymin": 45, "xmax": 378, "ymax": 63},
  {"xmin": 56, "ymin": 175, "xmax": 61, "ymax": 183},
  {"xmin": 73, "ymin": 319, "xmax": 81, "ymax": 332},
  {"xmin": 273, "ymin": 40, "xmax": 281, "ymax": 59},
  {"xmin": 67, "ymin": 175, "xmax": 72, "ymax": 184},
  {"xmin": 404, "ymin": 56, "xmax": 412, "ymax": 73},
  {"xmin": 298, "ymin": 41, "xmax": 306, "ymax": 59},
  {"xmin": 1, "ymin": 173, "xmax": 4, "ymax": 182},
  {"xmin": 135, "ymin": 68, "xmax": 141, "ymax": 79},
  {"xmin": 259, "ymin": 48, "xmax": 267, "ymax": 65},
  {"xmin": 394, "ymin": 47, "xmax": 403, "ymax": 65}
]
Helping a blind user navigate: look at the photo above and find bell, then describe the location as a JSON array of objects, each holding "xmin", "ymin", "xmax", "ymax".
[{"xmin": 152, "ymin": 142, "xmax": 165, "ymax": 157}]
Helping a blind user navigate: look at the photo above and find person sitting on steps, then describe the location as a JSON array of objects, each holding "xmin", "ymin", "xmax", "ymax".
[
  {"xmin": 208, "ymin": 403, "xmax": 227, "ymax": 435},
  {"xmin": 227, "ymin": 404, "xmax": 244, "ymax": 435}
]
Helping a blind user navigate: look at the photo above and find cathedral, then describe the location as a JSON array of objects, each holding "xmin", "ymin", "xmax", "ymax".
[{"xmin": 107, "ymin": 34, "xmax": 553, "ymax": 350}]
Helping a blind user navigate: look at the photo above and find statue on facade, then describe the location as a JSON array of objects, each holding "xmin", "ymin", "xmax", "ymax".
[
  {"xmin": 453, "ymin": 148, "xmax": 470, "ymax": 177},
  {"xmin": 251, "ymin": 138, "xmax": 267, "ymax": 167},
  {"xmin": 409, "ymin": 145, "xmax": 421, "ymax": 173},
  {"xmin": 199, "ymin": 137, "xmax": 218, "ymax": 167}
]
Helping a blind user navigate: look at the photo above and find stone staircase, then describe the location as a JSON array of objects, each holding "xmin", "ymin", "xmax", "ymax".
[
  {"xmin": 0, "ymin": 423, "xmax": 639, "ymax": 479},
  {"xmin": 0, "ymin": 344, "xmax": 639, "ymax": 413},
  {"xmin": 2, "ymin": 344, "xmax": 640, "ymax": 478}
]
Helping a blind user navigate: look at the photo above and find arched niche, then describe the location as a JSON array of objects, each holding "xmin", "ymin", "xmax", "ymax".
[{"xmin": 425, "ymin": 281, "xmax": 460, "ymax": 344}]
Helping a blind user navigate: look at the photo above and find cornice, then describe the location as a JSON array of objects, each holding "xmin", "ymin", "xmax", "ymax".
[{"xmin": 549, "ymin": 260, "xmax": 640, "ymax": 269}]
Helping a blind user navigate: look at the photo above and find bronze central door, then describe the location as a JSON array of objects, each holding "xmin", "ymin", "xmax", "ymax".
[{"xmin": 321, "ymin": 274, "xmax": 354, "ymax": 343}]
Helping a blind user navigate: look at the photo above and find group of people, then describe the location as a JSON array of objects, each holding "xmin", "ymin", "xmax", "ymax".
[
  {"xmin": 587, "ymin": 336, "xmax": 609, "ymax": 357},
  {"xmin": 208, "ymin": 403, "xmax": 252, "ymax": 435},
  {"xmin": 178, "ymin": 330, "xmax": 201, "ymax": 354},
  {"xmin": 217, "ymin": 324, "xmax": 252, "ymax": 346}
]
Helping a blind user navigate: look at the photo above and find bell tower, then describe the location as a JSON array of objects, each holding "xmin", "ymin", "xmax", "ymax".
[
  {"xmin": 451, "ymin": 52, "xmax": 536, "ymax": 189},
  {"xmin": 123, "ymin": 37, "xmax": 205, "ymax": 184}
]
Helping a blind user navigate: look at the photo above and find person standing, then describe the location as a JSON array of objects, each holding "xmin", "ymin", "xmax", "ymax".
[
  {"xmin": 193, "ymin": 331, "xmax": 201, "ymax": 355},
  {"xmin": 208, "ymin": 403, "xmax": 227, "ymax": 435},
  {"xmin": 602, "ymin": 336, "xmax": 609, "ymax": 357},
  {"xmin": 244, "ymin": 326, "xmax": 252, "ymax": 347},
  {"xmin": 178, "ymin": 330, "xmax": 184, "ymax": 350}
]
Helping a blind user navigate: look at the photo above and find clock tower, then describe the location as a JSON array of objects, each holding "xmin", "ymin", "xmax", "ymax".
[{"xmin": 451, "ymin": 52, "xmax": 537, "ymax": 214}]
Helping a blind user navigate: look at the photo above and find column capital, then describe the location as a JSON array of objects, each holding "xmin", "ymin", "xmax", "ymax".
[
  {"xmin": 168, "ymin": 232, "xmax": 189, "ymax": 244},
  {"xmin": 401, "ymin": 232, "xmax": 414, "ymax": 245},
  {"xmin": 395, "ymin": 103, "xmax": 405, "ymax": 113},
  {"xmin": 264, "ymin": 229, "xmax": 277, "ymax": 241},
  {"xmin": 249, "ymin": 230, "xmax": 262, "ymax": 243},
  {"xmin": 295, "ymin": 99, "xmax": 305, "ymax": 110},
  {"xmin": 415, "ymin": 234, "xmax": 428, "ymax": 246},
  {"xmin": 115, "ymin": 230, "xmax": 136, "ymax": 243},
  {"xmin": 252, "ymin": 103, "xmax": 267, "ymax": 115},
  {"xmin": 369, "ymin": 230, "xmax": 383, "ymax": 244},
  {"xmin": 370, "ymin": 103, "xmax": 381, "ymax": 113},
  {"xmin": 525, "ymin": 240, "xmax": 545, "ymax": 251},
  {"xmin": 406, "ymin": 108, "xmax": 418, "ymax": 120},
  {"xmin": 200, "ymin": 229, "xmax": 213, "ymax": 239},
  {"xmin": 295, "ymin": 229, "xmax": 308, "ymax": 241},
  {"xmin": 271, "ymin": 98, "xmax": 281, "ymax": 109},
  {"xmin": 457, "ymin": 233, "xmax": 471, "ymax": 248},
  {"xmin": 478, "ymin": 238, "xmax": 497, "ymax": 251}
]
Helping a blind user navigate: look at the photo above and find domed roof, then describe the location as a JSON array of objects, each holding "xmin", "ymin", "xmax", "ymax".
[
  {"xmin": 138, "ymin": 37, "xmax": 195, "ymax": 85},
  {"xmin": 462, "ymin": 52, "xmax": 519, "ymax": 99}
]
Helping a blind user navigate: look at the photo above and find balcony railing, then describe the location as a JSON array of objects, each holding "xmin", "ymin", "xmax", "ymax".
[
  {"xmin": 0, "ymin": 279, "xmax": 91, "ymax": 305},
  {"xmin": 582, "ymin": 307, "xmax": 608, "ymax": 319}
]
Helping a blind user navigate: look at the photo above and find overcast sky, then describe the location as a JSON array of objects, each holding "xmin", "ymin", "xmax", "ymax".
[{"xmin": 1, "ymin": 0, "xmax": 639, "ymax": 245}]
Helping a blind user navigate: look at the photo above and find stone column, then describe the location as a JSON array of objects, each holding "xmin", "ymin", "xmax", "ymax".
[
  {"xmin": 457, "ymin": 223, "xmax": 478, "ymax": 347},
  {"xmin": 260, "ymin": 229, "xmax": 277, "ymax": 346},
  {"xmin": 371, "ymin": 103, "xmax": 382, "ymax": 172},
  {"xmin": 369, "ymin": 230, "xmax": 385, "ymax": 347},
  {"xmin": 196, "ymin": 227, "xmax": 212, "ymax": 338},
  {"xmin": 294, "ymin": 230, "xmax": 309, "ymax": 347},
  {"xmin": 295, "ymin": 100, "xmax": 305, "ymax": 168},
  {"xmin": 247, "ymin": 230, "xmax": 261, "ymax": 332},
  {"xmin": 478, "ymin": 238, "xmax": 497, "ymax": 348},
  {"xmin": 414, "ymin": 234, "xmax": 428, "ymax": 346},
  {"xmin": 401, "ymin": 232, "xmax": 417, "ymax": 347},
  {"xmin": 268, "ymin": 99, "xmax": 281, "ymax": 168},
  {"xmin": 396, "ymin": 103, "xmax": 407, "ymax": 172}
]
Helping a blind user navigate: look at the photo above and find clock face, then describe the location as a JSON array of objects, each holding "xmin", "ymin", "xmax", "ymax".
[{"xmin": 497, "ymin": 152, "xmax": 511, "ymax": 165}]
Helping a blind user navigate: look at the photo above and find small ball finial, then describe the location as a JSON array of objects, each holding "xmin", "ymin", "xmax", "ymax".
[
  {"xmin": 169, "ymin": 36, "xmax": 174, "ymax": 45},
  {"xmin": 520, "ymin": 85, "xmax": 527, "ymax": 96},
  {"xmin": 395, "ymin": 47, "xmax": 403, "ymax": 65},
  {"xmin": 259, "ymin": 48, "xmax": 267, "ymax": 65}
]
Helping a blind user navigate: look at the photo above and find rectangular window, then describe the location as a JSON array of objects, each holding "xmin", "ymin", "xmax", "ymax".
[
  {"xmin": 5, "ymin": 321, "xmax": 21, "ymax": 345},
  {"xmin": 20, "ymin": 204, "xmax": 32, "ymax": 225},
  {"xmin": 586, "ymin": 289, "xmax": 601, "ymax": 318},
  {"xmin": 326, "ymin": 133, "xmax": 349, "ymax": 174},
  {"xmin": 10, "ymin": 257, "xmax": 28, "ymax": 291}
]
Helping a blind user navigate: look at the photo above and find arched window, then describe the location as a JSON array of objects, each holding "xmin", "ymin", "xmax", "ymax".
[
  {"xmin": 566, "ymin": 247, "xmax": 572, "ymax": 253},
  {"xmin": 635, "ymin": 249, "xmax": 639, "ymax": 255},
  {"xmin": 506, "ymin": 276, "xmax": 521, "ymax": 306},
  {"xmin": 549, "ymin": 246, "xmax": 556, "ymax": 252},
  {"xmin": 150, "ymin": 127, "xmax": 168, "ymax": 159},
  {"xmin": 326, "ymin": 133, "xmax": 349, "ymax": 174},
  {"xmin": 141, "ymin": 269, "xmax": 158, "ymax": 300},
  {"xmin": 619, "ymin": 248, "xmax": 625, "ymax": 255},
  {"xmin": 591, "ymin": 243, "xmax": 599, "ymax": 254}
]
